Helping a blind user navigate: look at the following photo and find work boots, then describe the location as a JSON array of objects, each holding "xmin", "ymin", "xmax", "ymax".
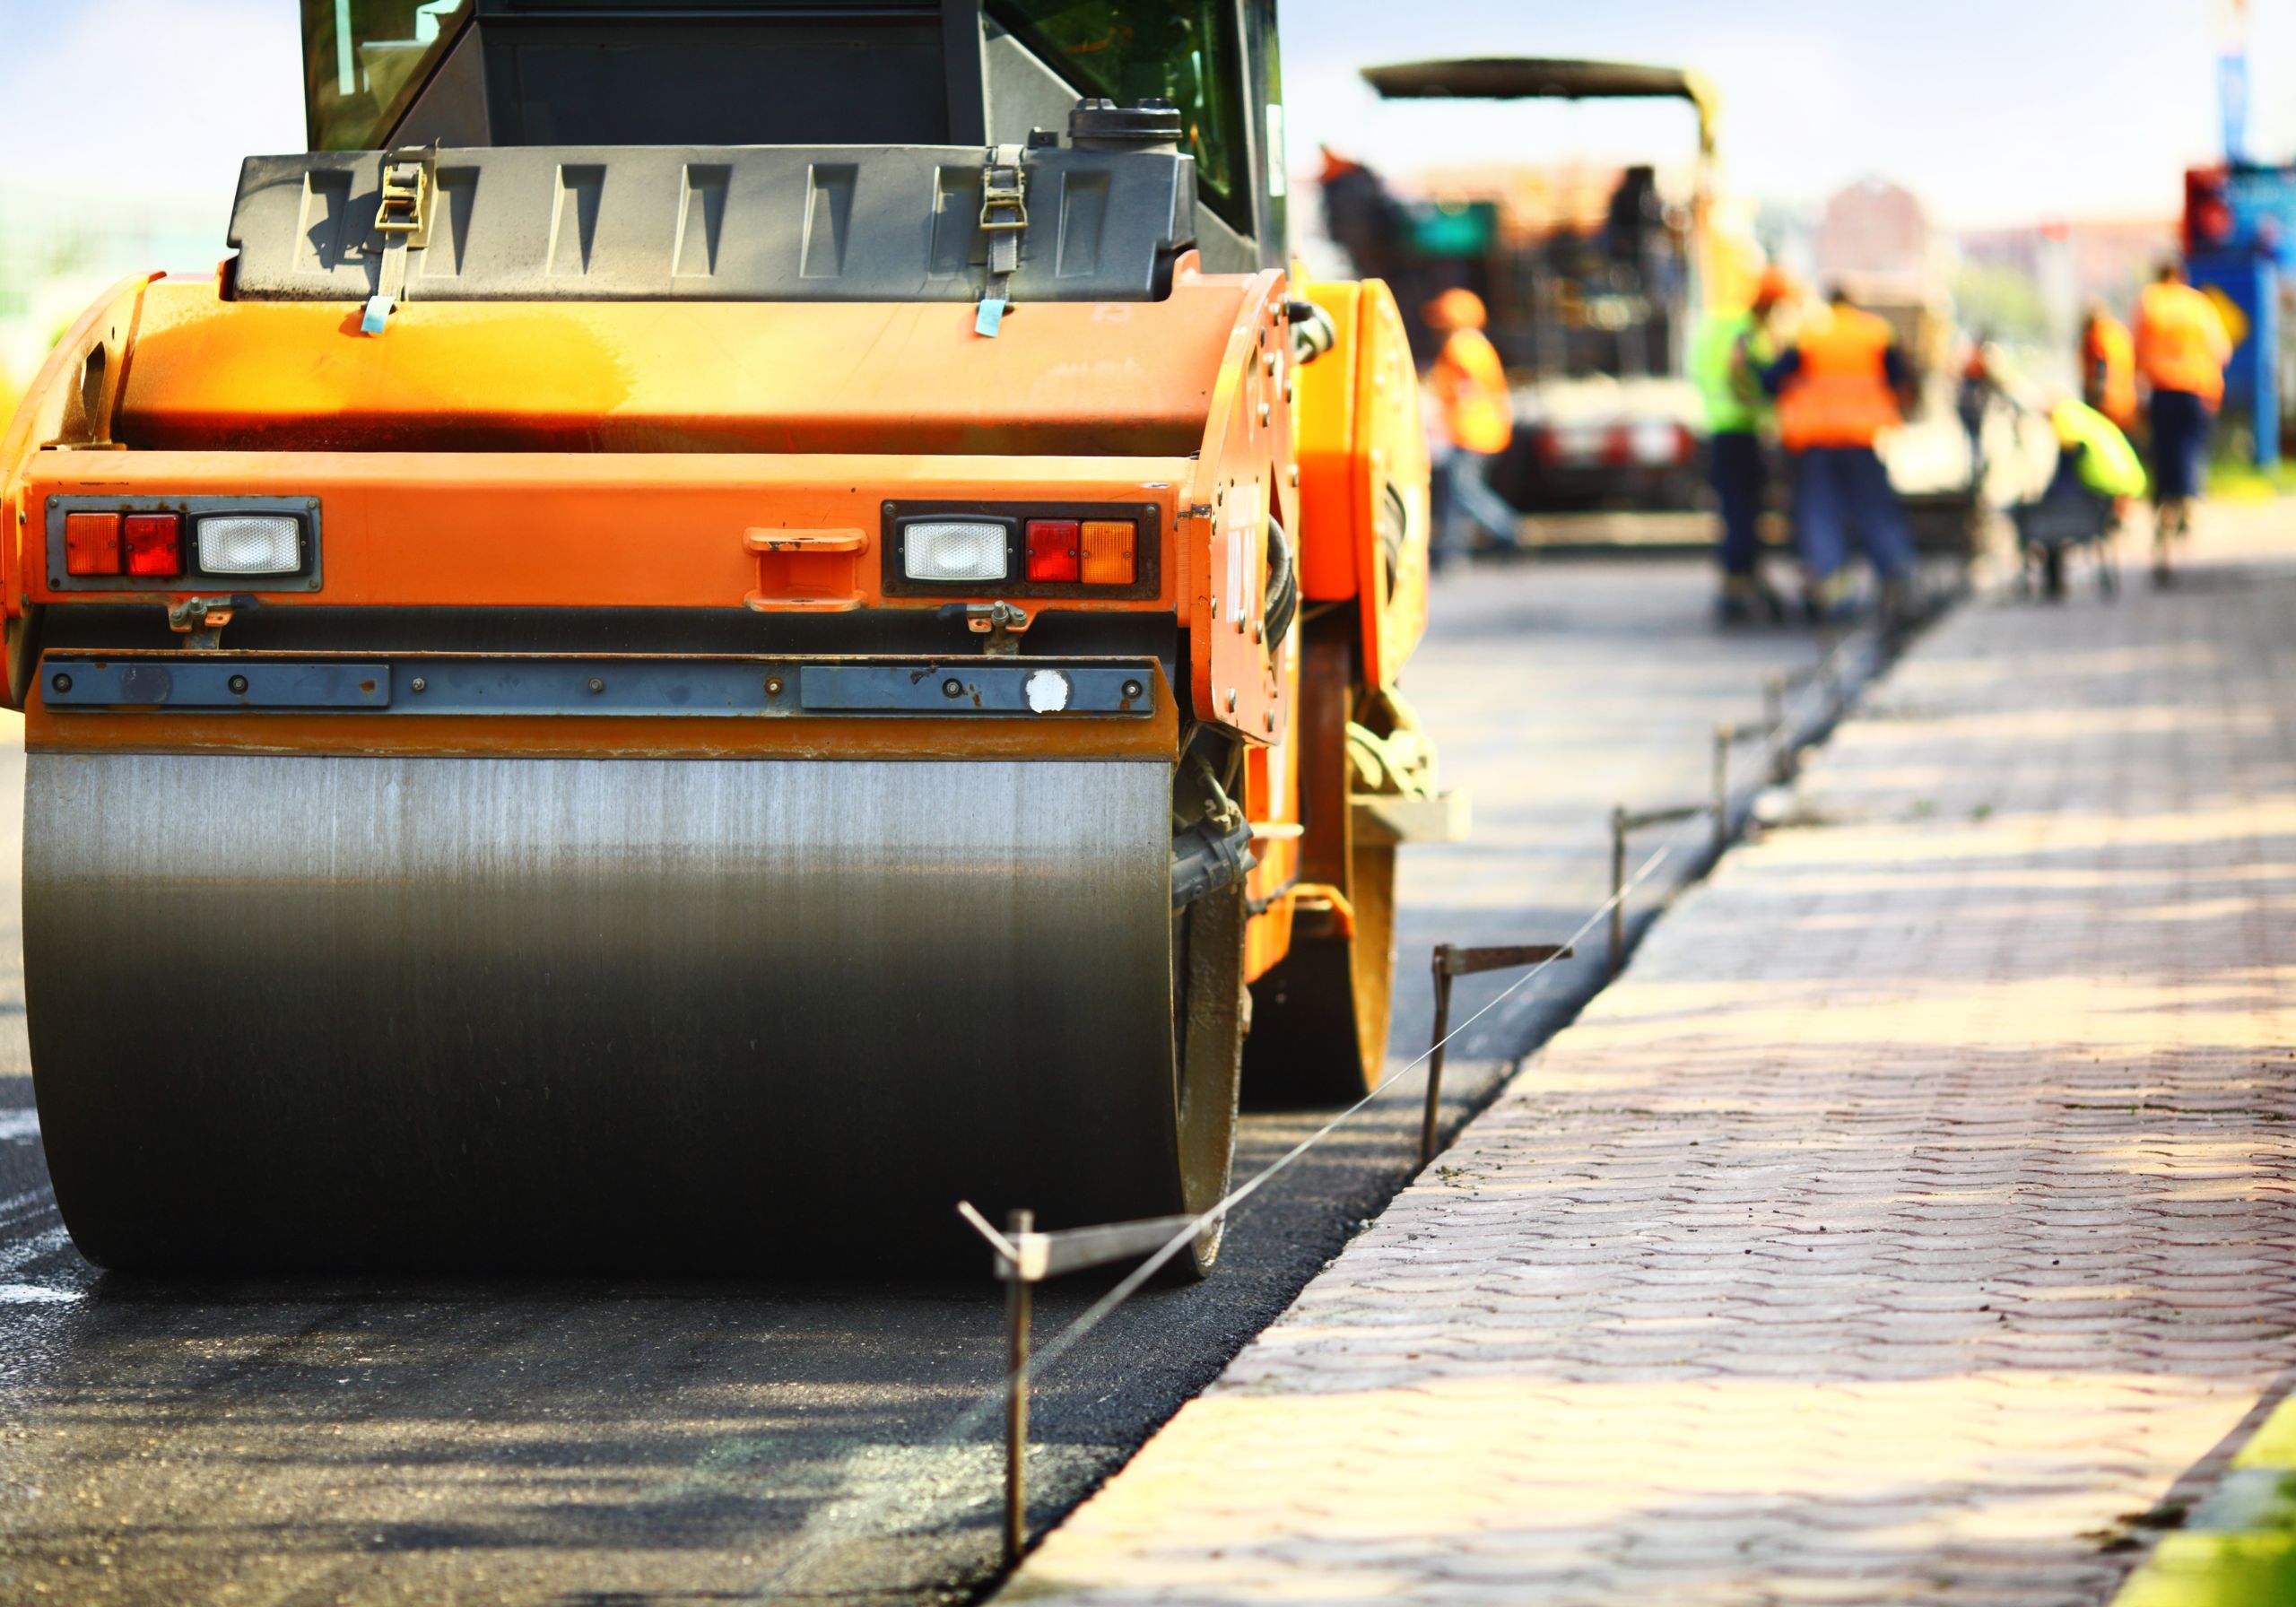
[
  {"xmin": 1716, "ymin": 572, "xmax": 1787, "ymax": 626},
  {"xmin": 2152, "ymin": 499, "xmax": 2187, "ymax": 588}
]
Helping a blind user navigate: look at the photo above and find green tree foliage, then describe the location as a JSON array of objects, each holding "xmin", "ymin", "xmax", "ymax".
[{"xmin": 1952, "ymin": 260, "xmax": 2050, "ymax": 343}]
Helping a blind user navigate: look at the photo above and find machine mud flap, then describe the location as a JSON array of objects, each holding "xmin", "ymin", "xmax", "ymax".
[{"xmin": 26, "ymin": 753, "xmax": 1179, "ymax": 1272}]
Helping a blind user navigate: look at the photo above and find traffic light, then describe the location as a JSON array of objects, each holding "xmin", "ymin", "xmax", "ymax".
[{"xmin": 2187, "ymin": 165, "xmax": 2235, "ymax": 255}]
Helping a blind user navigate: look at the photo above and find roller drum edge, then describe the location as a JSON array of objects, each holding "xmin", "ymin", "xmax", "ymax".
[{"xmin": 25, "ymin": 752, "xmax": 1180, "ymax": 1273}]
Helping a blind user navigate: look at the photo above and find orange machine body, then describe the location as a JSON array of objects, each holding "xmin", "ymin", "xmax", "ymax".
[
  {"xmin": 4, "ymin": 255, "xmax": 1422, "ymax": 985},
  {"xmin": 1292, "ymin": 275, "xmax": 1430, "ymax": 689}
]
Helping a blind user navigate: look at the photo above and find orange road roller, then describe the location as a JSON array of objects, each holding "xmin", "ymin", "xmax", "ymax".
[{"xmin": 4, "ymin": 0, "xmax": 1459, "ymax": 1273}]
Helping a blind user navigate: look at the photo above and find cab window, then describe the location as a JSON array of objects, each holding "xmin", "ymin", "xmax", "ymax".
[
  {"xmin": 989, "ymin": 0, "xmax": 1248, "ymax": 229},
  {"xmin": 303, "ymin": 0, "xmax": 470, "ymax": 150}
]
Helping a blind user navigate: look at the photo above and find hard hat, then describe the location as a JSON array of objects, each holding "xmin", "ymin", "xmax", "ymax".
[
  {"xmin": 1422, "ymin": 288, "xmax": 1487, "ymax": 330},
  {"xmin": 1752, "ymin": 266, "xmax": 1795, "ymax": 311}
]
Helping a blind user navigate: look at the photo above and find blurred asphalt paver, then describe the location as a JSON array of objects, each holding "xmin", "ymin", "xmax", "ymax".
[
  {"xmin": 998, "ymin": 508, "xmax": 2296, "ymax": 1605},
  {"xmin": 0, "ymin": 553, "xmax": 1836, "ymax": 1604}
]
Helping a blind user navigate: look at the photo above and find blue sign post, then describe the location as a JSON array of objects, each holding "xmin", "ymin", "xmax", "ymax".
[
  {"xmin": 2187, "ymin": 249, "xmax": 2276, "ymax": 469},
  {"xmin": 2187, "ymin": 164, "xmax": 2296, "ymax": 469}
]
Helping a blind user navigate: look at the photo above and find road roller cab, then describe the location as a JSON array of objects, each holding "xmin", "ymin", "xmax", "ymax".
[{"xmin": 2, "ymin": 0, "xmax": 1454, "ymax": 1274}]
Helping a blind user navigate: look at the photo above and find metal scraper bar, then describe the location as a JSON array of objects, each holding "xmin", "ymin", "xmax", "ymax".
[
  {"xmin": 37, "ymin": 653, "xmax": 1160, "ymax": 717},
  {"xmin": 40, "ymin": 659, "xmax": 388, "ymax": 708}
]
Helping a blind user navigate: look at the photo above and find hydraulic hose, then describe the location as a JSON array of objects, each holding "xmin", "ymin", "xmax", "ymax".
[
  {"xmin": 1170, "ymin": 814, "xmax": 1257, "ymax": 909},
  {"xmin": 1264, "ymin": 517, "xmax": 1299, "ymax": 655}
]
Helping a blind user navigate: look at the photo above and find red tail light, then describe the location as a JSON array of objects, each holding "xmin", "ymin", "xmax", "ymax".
[
  {"xmin": 123, "ymin": 513, "xmax": 183, "ymax": 578},
  {"xmin": 1024, "ymin": 519, "xmax": 1081, "ymax": 582}
]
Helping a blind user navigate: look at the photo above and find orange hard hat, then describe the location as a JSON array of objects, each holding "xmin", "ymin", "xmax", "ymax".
[
  {"xmin": 1752, "ymin": 266, "xmax": 1795, "ymax": 311},
  {"xmin": 1423, "ymin": 288, "xmax": 1488, "ymax": 330}
]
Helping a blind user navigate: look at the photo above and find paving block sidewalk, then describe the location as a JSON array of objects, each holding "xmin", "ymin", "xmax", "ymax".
[{"xmin": 1002, "ymin": 525, "xmax": 2296, "ymax": 1605}]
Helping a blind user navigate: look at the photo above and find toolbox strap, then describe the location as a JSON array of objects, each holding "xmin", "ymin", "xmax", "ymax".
[{"xmin": 975, "ymin": 143, "xmax": 1029, "ymax": 337}]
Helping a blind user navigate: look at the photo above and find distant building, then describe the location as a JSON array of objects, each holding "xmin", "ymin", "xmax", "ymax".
[
  {"xmin": 1815, "ymin": 178, "xmax": 1943, "ymax": 301},
  {"xmin": 1958, "ymin": 218, "xmax": 2177, "ymax": 316}
]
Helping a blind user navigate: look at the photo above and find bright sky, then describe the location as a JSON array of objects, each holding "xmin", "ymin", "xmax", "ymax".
[
  {"xmin": 1283, "ymin": 0, "xmax": 2269, "ymax": 227},
  {"xmin": 0, "ymin": 0, "xmax": 2273, "ymax": 233}
]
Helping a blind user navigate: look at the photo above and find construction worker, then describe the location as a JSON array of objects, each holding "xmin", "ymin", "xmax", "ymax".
[
  {"xmin": 1955, "ymin": 333, "xmax": 1994, "ymax": 492},
  {"xmin": 1423, "ymin": 288, "xmax": 1518, "ymax": 567},
  {"xmin": 2134, "ymin": 261, "xmax": 2232, "ymax": 583},
  {"xmin": 1691, "ymin": 266, "xmax": 1792, "ymax": 622},
  {"xmin": 2079, "ymin": 300, "xmax": 2139, "ymax": 434},
  {"xmin": 1761, "ymin": 285, "xmax": 1918, "ymax": 624},
  {"xmin": 2015, "ymin": 395, "xmax": 2145, "ymax": 599},
  {"xmin": 2048, "ymin": 395, "xmax": 2148, "ymax": 503}
]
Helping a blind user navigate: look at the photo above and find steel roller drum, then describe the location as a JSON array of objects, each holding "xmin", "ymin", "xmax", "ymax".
[{"xmin": 26, "ymin": 752, "xmax": 1180, "ymax": 1271}]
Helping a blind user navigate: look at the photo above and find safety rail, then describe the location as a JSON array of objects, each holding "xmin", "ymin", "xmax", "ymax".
[
  {"xmin": 1605, "ymin": 623, "xmax": 1883, "ymax": 979},
  {"xmin": 955, "ymin": 1202, "xmax": 1201, "ymax": 1564},
  {"xmin": 1422, "ymin": 944, "xmax": 1573, "ymax": 1166},
  {"xmin": 947, "ymin": 881, "xmax": 1635, "ymax": 1563},
  {"xmin": 755, "ymin": 598, "xmax": 1920, "ymax": 1597}
]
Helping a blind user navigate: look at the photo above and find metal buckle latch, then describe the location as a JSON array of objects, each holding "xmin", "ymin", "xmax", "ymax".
[
  {"xmin": 975, "ymin": 144, "xmax": 1029, "ymax": 336},
  {"xmin": 362, "ymin": 144, "xmax": 439, "ymax": 335}
]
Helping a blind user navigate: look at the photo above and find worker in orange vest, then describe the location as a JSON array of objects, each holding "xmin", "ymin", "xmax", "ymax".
[
  {"xmin": 1423, "ymin": 288, "xmax": 1518, "ymax": 568},
  {"xmin": 2133, "ymin": 261, "xmax": 2232, "ymax": 583},
  {"xmin": 2079, "ymin": 300, "xmax": 2138, "ymax": 434},
  {"xmin": 1761, "ymin": 285, "xmax": 1918, "ymax": 624}
]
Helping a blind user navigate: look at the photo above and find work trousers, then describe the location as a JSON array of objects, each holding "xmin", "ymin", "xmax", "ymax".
[
  {"xmin": 2146, "ymin": 387, "xmax": 2209, "ymax": 504},
  {"xmin": 1433, "ymin": 448, "xmax": 1518, "ymax": 566},
  {"xmin": 1709, "ymin": 430, "xmax": 1766, "ymax": 578},
  {"xmin": 1793, "ymin": 445, "xmax": 1914, "ymax": 582}
]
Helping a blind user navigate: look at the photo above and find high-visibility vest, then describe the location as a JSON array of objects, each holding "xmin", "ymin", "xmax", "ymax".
[
  {"xmin": 2082, "ymin": 313, "xmax": 2137, "ymax": 430},
  {"xmin": 2135, "ymin": 282, "xmax": 2231, "ymax": 405},
  {"xmin": 1431, "ymin": 328, "xmax": 1515, "ymax": 456},
  {"xmin": 2050, "ymin": 399, "xmax": 2146, "ymax": 499},
  {"xmin": 1777, "ymin": 306, "xmax": 1900, "ymax": 451},
  {"xmin": 1692, "ymin": 308, "xmax": 1771, "ymax": 435}
]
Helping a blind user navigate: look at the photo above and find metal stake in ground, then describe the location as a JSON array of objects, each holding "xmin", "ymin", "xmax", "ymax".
[
  {"xmin": 1004, "ymin": 1207, "xmax": 1031, "ymax": 1567},
  {"xmin": 1711, "ymin": 723, "xmax": 1733, "ymax": 858},
  {"xmin": 1609, "ymin": 805, "xmax": 1628, "ymax": 981},
  {"xmin": 1422, "ymin": 942, "xmax": 1574, "ymax": 1168},
  {"xmin": 956, "ymin": 1201, "xmax": 1200, "ymax": 1567},
  {"xmin": 1765, "ymin": 673, "xmax": 1790, "ymax": 785},
  {"xmin": 1607, "ymin": 803, "xmax": 1703, "ymax": 982}
]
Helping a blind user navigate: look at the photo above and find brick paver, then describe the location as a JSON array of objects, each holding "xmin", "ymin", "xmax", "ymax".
[{"xmin": 1001, "ymin": 521, "xmax": 2296, "ymax": 1604}]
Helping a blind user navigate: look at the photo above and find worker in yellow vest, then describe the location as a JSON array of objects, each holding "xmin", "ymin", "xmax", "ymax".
[
  {"xmin": 1761, "ymin": 286, "xmax": 1918, "ymax": 624},
  {"xmin": 1692, "ymin": 266, "xmax": 1792, "ymax": 622},
  {"xmin": 1423, "ymin": 288, "xmax": 1518, "ymax": 568},
  {"xmin": 2134, "ymin": 261, "xmax": 2232, "ymax": 584}
]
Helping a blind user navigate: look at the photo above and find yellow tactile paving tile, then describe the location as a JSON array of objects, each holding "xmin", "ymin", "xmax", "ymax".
[
  {"xmin": 2111, "ymin": 1392, "xmax": 2296, "ymax": 1607},
  {"xmin": 999, "ymin": 517, "xmax": 2296, "ymax": 1604}
]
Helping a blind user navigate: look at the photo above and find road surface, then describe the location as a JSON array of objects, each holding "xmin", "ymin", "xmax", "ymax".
[{"xmin": 0, "ymin": 554, "xmax": 1843, "ymax": 1604}]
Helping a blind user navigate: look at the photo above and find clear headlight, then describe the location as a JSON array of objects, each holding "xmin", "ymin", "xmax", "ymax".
[
  {"xmin": 196, "ymin": 515, "xmax": 302, "ymax": 576},
  {"xmin": 902, "ymin": 520, "xmax": 1008, "ymax": 582}
]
